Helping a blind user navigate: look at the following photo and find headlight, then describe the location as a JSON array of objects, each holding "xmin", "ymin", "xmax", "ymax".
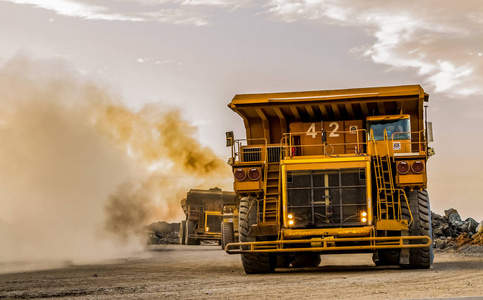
[
  {"xmin": 234, "ymin": 168, "xmax": 246, "ymax": 181},
  {"xmin": 362, "ymin": 217, "xmax": 367, "ymax": 222},
  {"xmin": 411, "ymin": 160, "xmax": 424, "ymax": 173},
  {"xmin": 288, "ymin": 220, "xmax": 294, "ymax": 226},
  {"xmin": 396, "ymin": 161, "xmax": 410, "ymax": 174},
  {"xmin": 288, "ymin": 214, "xmax": 293, "ymax": 219},
  {"xmin": 248, "ymin": 168, "xmax": 261, "ymax": 180}
]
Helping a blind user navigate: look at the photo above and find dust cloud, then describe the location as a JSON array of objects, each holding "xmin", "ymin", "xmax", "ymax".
[
  {"xmin": 0, "ymin": 53, "xmax": 232, "ymax": 267},
  {"xmin": 96, "ymin": 100, "xmax": 231, "ymax": 242}
]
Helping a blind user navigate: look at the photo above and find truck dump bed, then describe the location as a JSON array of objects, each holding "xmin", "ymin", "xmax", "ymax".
[{"xmin": 229, "ymin": 85, "xmax": 428, "ymax": 146}]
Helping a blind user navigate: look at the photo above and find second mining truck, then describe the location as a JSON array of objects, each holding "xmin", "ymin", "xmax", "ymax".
[
  {"xmin": 179, "ymin": 187, "xmax": 238, "ymax": 246},
  {"xmin": 224, "ymin": 85, "xmax": 435, "ymax": 274}
]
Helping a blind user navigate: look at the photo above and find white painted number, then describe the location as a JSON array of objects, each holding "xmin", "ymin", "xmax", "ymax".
[
  {"xmin": 306, "ymin": 123, "xmax": 317, "ymax": 138},
  {"xmin": 329, "ymin": 122, "xmax": 340, "ymax": 137}
]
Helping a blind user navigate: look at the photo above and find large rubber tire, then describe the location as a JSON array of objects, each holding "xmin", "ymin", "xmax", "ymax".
[
  {"xmin": 221, "ymin": 222, "xmax": 235, "ymax": 250},
  {"xmin": 185, "ymin": 220, "xmax": 198, "ymax": 245},
  {"xmin": 179, "ymin": 220, "xmax": 186, "ymax": 245},
  {"xmin": 239, "ymin": 197, "xmax": 276, "ymax": 274},
  {"xmin": 401, "ymin": 189, "xmax": 433, "ymax": 269},
  {"xmin": 291, "ymin": 253, "xmax": 321, "ymax": 268}
]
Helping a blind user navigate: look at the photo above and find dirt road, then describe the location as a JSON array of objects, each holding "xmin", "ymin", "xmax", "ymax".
[{"xmin": 1, "ymin": 245, "xmax": 482, "ymax": 299}]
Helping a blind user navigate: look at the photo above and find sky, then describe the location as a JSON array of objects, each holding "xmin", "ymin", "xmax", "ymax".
[{"xmin": 0, "ymin": 0, "xmax": 482, "ymax": 222}]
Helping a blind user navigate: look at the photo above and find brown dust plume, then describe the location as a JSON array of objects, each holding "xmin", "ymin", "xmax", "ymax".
[{"xmin": 0, "ymin": 53, "xmax": 232, "ymax": 268}]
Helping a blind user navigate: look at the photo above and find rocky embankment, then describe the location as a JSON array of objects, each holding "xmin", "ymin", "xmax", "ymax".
[
  {"xmin": 146, "ymin": 210, "xmax": 483, "ymax": 252},
  {"xmin": 432, "ymin": 208, "xmax": 483, "ymax": 253}
]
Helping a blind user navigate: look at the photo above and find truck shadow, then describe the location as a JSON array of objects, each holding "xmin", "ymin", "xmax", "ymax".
[{"xmin": 274, "ymin": 259, "xmax": 483, "ymax": 274}]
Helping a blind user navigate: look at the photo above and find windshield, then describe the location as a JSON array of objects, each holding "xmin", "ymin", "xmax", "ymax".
[{"xmin": 367, "ymin": 118, "xmax": 410, "ymax": 141}]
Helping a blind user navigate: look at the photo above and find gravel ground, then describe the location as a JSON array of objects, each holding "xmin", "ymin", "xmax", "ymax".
[{"xmin": 1, "ymin": 245, "xmax": 482, "ymax": 299}]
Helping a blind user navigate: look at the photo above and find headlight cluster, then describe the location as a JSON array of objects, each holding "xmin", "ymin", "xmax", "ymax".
[
  {"xmin": 287, "ymin": 213, "xmax": 294, "ymax": 226},
  {"xmin": 361, "ymin": 211, "xmax": 367, "ymax": 223},
  {"xmin": 234, "ymin": 168, "xmax": 261, "ymax": 181},
  {"xmin": 396, "ymin": 160, "xmax": 425, "ymax": 174}
]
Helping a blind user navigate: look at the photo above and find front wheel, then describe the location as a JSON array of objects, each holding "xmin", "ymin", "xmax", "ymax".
[
  {"xmin": 185, "ymin": 220, "xmax": 198, "ymax": 245},
  {"xmin": 401, "ymin": 189, "xmax": 433, "ymax": 269},
  {"xmin": 239, "ymin": 197, "xmax": 276, "ymax": 274},
  {"xmin": 221, "ymin": 222, "xmax": 234, "ymax": 250}
]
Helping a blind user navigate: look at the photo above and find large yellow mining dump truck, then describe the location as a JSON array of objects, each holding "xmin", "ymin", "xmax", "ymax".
[
  {"xmin": 224, "ymin": 85, "xmax": 435, "ymax": 273},
  {"xmin": 179, "ymin": 188, "xmax": 238, "ymax": 245}
]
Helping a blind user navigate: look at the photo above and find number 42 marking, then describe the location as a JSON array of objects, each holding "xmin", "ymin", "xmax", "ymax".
[{"xmin": 306, "ymin": 122, "xmax": 340, "ymax": 138}]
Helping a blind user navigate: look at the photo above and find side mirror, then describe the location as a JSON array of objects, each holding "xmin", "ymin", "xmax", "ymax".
[
  {"xmin": 226, "ymin": 131, "xmax": 234, "ymax": 147},
  {"xmin": 427, "ymin": 122, "xmax": 434, "ymax": 143},
  {"xmin": 322, "ymin": 130, "xmax": 327, "ymax": 143}
]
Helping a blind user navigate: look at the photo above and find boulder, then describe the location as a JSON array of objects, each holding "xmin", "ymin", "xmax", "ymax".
[
  {"xmin": 476, "ymin": 221, "xmax": 483, "ymax": 234},
  {"xmin": 461, "ymin": 218, "xmax": 479, "ymax": 234},
  {"xmin": 444, "ymin": 208, "xmax": 463, "ymax": 226}
]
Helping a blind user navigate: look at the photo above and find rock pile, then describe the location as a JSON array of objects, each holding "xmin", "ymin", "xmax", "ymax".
[
  {"xmin": 146, "ymin": 221, "xmax": 180, "ymax": 244},
  {"xmin": 432, "ymin": 208, "xmax": 483, "ymax": 251}
]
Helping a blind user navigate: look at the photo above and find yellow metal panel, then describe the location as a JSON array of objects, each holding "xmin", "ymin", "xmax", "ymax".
[
  {"xmin": 282, "ymin": 226, "xmax": 373, "ymax": 238},
  {"xmin": 376, "ymin": 219, "xmax": 409, "ymax": 231},
  {"xmin": 289, "ymin": 122, "xmax": 324, "ymax": 156},
  {"xmin": 283, "ymin": 159, "xmax": 369, "ymax": 171},
  {"xmin": 396, "ymin": 174, "xmax": 426, "ymax": 185},
  {"xmin": 234, "ymin": 180, "xmax": 261, "ymax": 191}
]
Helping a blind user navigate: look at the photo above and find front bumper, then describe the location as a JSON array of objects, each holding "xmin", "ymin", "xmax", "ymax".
[{"xmin": 225, "ymin": 235, "xmax": 431, "ymax": 254}]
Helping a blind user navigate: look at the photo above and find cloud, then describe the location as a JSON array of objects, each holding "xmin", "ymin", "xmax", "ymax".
[
  {"xmin": 2, "ymin": 0, "xmax": 251, "ymax": 25},
  {"xmin": 6, "ymin": 0, "xmax": 482, "ymax": 95},
  {"xmin": 141, "ymin": 8, "xmax": 211, "ymax": 25},
  {"xmin": 5, "ymin": 0, "xmax": 144, "ymax": 21},
  {"xmin": 266, "ymin": 0, "xmax": 483, "ymax": 97}
]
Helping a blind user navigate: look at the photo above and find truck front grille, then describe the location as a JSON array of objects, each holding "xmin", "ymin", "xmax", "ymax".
[
  {"xmin": 286, "ymin": 168, "xmax": 367, "ymax": 228},
  {"xmin": 206, "ymin": 215, "xmax": 223, "ymax": 233}
]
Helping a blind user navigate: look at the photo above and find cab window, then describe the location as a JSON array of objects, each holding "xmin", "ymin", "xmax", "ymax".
[{"xmin": 367, "ymin": 118, "xmax": 410, "ymax": 141}]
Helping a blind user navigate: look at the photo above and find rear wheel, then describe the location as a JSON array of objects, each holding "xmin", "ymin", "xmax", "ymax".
[
  {"xmin": 185, "ymin": 220, "xmax": 198, "ymax": 245},
  {"xmin": 221, "ymin": 222, "xmax": 235, "ymax": 250},
  {"xmin": 179, "ymin": 220, "xmax": 186, "ymax": 245},
  {"xmin": 239, "ymin": 197, "xmax": 276, "ymax": 274},
  {"xmin": 401, "ymin": 189, "xmax": 433, "ymax": 269}
]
